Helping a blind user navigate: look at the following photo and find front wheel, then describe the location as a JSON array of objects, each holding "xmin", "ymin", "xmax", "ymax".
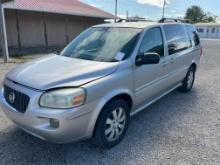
[
  {"xmin": 93, "ymin": 99, "xmax": 130, "ymax": 149},
  {"xmin": 178, "ymin": 66, "xmax": 195, "ymax": 93}
]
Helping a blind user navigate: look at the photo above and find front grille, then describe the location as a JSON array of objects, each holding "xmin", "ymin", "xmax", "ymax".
[{"xmin": 3, "ymin": 85, "xmax": 30, "ymax": 113}]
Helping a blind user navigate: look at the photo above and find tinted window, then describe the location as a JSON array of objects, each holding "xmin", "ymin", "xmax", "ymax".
[
  {"xmin": 164, "ymin": 24, "xmax": 190, "ymax": 55},
  {"xmin": 186, "ymin": 25, "xmax": 200, "ymax": 47},
  {"xmin": 138, "ymin": 27, "xmax": 164, "ymax": 56}
]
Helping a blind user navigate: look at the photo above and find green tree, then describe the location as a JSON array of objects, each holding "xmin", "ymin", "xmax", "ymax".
[
  {"xmin": 185, "ymin": 6, "xmax": 215, "ymax": 23},
  {"xmin": 185, "ymin": 6, "xmax": 206, "ymax": 23},
  {"xmin": 203, "ymin": 12, "xmax": 216, "ymax": 23}
]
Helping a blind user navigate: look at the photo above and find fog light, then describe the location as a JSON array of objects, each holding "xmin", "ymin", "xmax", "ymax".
[{"xmin": 49, "ymin": 118, "xmax": 59, "ymax": 128}]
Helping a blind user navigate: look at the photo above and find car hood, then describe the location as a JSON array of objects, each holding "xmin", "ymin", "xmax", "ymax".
[{"xmin": 6, "ymin": 54, "xmax": 119, "ymax": 90}]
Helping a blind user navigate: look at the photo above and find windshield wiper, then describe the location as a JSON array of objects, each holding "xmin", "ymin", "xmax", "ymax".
[{"xmin": 87, "ymin": 48, "xmax": 100, "ymax": 52}]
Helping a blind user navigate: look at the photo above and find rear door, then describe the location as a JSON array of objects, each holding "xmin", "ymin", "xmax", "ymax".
[{"xmin": 162, "ymin": 24, "xmax": 192, "ymax": 87}]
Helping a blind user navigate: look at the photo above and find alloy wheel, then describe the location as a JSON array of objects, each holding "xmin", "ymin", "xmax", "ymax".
[{"xmin": 104, "ymin": 107, "xmax": 126, "ymax": 142}]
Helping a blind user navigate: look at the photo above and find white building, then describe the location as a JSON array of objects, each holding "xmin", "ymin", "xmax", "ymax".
[{"xmin": 195, "ymin": 23, "xmax": 220, "ymax": 39}]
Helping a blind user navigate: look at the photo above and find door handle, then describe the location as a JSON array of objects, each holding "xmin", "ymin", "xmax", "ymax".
[
  {"xmin": 162, "ymin": 61, "xmax": 168, "ymax": 67},
  {"xmin": 170, "ymin": 58, "xmax": 175, "ymax": 64}
]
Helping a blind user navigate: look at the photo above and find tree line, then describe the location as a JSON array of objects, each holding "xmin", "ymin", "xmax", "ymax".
[{"xmin": 185, "ymin": 5, "xmax": 216, "ymax": 24}]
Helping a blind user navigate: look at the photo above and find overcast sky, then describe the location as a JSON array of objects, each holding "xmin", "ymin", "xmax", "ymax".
[{"xmin": 81, "ymin": 0, "xmax": 220, "ymax": 20}]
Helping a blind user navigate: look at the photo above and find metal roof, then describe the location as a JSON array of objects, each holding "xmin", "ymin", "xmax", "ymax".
[{"xmin": 2, "ymin": 0, "xmax": 116, "ymax": 19}]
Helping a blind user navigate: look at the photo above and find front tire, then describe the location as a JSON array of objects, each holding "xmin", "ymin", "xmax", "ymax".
[
  {"xmin": 178, "ymin": 66, "xmax": 195, "ymax": 93},
  {"xmin": 93, "ymin": 99, "xmax": 130, "ymax": 149}
]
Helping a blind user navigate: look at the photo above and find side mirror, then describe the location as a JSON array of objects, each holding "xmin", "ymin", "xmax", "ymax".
[
  {"xmin": 168, "ymin": 44, "xmax": 176, "ymax": 55},
  {"xmin": 136, "ymin": 52, "xmax": 160, "ymax": 66}
]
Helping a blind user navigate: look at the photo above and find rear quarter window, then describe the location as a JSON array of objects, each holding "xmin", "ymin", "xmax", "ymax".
[
  {"xmin": 186, "ymin": 25, "xmax": 200, "ymax": 47},
  {"xmin": 163, "ymin": 24, "xmax": 190, "ymax": 55}
]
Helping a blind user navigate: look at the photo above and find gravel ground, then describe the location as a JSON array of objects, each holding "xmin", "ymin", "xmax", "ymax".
[{"xmin": 0, "ymin": 40, "xmax": 220, "ymax": 165}]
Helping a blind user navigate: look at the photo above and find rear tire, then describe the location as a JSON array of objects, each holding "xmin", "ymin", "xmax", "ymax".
[
  {"xmin": 93, "ymin": 99, "xmax": 130, "ymax": 149},
  {"xmin": 178, "ymin": 66, "xmax": 195, "ymax": 93}
]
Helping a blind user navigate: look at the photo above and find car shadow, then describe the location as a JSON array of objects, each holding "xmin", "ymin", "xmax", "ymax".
[{"xmin": 0, "ymin": 88, "xmax": 200, "ymax": 165}]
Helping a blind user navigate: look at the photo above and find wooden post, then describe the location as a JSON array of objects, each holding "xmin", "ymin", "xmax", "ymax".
[
  {"xmin": 15, "ymin": 10, "xmax": 21, "ymax": 51},
  {"xmin": 65, "ymin": 15, "xmax": 69, "ymax": 44},
  {"xmin": 42, "ymin": 13, "xmax": 48, "ymax": 49},
  {"xmin": 0, "ymin": 3, "xmax": 9, "ymax": 62},
  {"xmin": 83, "ymin": 17, "xmax": 87, "ymax": 30}
]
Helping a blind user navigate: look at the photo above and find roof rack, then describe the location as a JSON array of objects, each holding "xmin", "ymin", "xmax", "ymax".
[
  {"xmin": 117, "ymin": 18, "xmax": 153, "ymax": 23},
  {"xmin": 117, "ymin": 19, "xmax": 126, "ymax": 23},
  {"xmin": 158, "ymin": 18, "xmax": 190, "ymax": 23}
]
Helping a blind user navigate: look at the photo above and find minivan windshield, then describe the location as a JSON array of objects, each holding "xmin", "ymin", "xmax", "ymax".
[{"xmin": 60, "ymin": 27, "xmax": 142, "ymax": 62}]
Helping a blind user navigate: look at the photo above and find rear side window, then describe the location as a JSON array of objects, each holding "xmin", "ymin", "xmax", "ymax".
[
  {"xmin": 164, "ymin": 24, "xmax": 190, "ymax": 55},
  {"xmin": 186, "ymin": 25, "xmax": 200, "ymax": 47},
  {"xmin": 138, "ymin": 27, "xmax": 164, "ymax": 57}
]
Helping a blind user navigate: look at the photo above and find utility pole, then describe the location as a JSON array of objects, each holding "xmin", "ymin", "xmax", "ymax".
[
  {"xmin": 0, "ymin": 0, "xmax": 12, "ymax": 63},
  {"xmin": 115, "ymin": 0, "xmax": 118, "ymax": 22},
  {"xmin": 162, "ymin": 0, "xmax": 166, "ymax": 19},
  {"xmin": 126, "ymin": 10, "xmax": 129, "ymax": 20}
]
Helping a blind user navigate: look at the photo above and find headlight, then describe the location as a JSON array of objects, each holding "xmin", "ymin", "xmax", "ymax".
[{"xmin": 39, "ymin": 88, "xmax": 86, "ymax": 109}]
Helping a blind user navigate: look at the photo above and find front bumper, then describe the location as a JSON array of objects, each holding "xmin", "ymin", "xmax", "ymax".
[{"xmin": 0, "ymin": 79, "xmax": 97, "ymax": 143}]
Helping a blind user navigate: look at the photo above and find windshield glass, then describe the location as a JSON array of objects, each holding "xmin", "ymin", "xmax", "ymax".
[{"xmin": 60, "ymin": 27, "xmax": 142, "ymax": 62}]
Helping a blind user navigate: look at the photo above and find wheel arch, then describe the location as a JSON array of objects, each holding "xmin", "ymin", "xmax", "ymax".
[
  {"xmin": 105, "ymin": 93, "xmax": 133, "ymax": 110},
  {"xmin": 89, "ymin": 90, "xmax": 133, "ymax": 137},
  {"xmin": 191, "ymin": 63, "xmax": 197, "ymax": 71}
]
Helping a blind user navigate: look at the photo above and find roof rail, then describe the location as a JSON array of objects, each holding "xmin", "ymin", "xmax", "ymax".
[
  {"xmin": 158, "ymin": 18, "xmax": 190, "ymax": 23},
  {"xmin": 116, "ymin": 18, "xmax": 153, "ymax": 23},
  {"xmin": 117, "ymin": 19, "xmax": 126, "ymax": 23}
]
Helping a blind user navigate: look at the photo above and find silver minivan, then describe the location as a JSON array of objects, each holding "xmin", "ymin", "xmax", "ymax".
[{"xmin": 0, "ymin": 21, "xmax": 202, "ymax": 148}]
